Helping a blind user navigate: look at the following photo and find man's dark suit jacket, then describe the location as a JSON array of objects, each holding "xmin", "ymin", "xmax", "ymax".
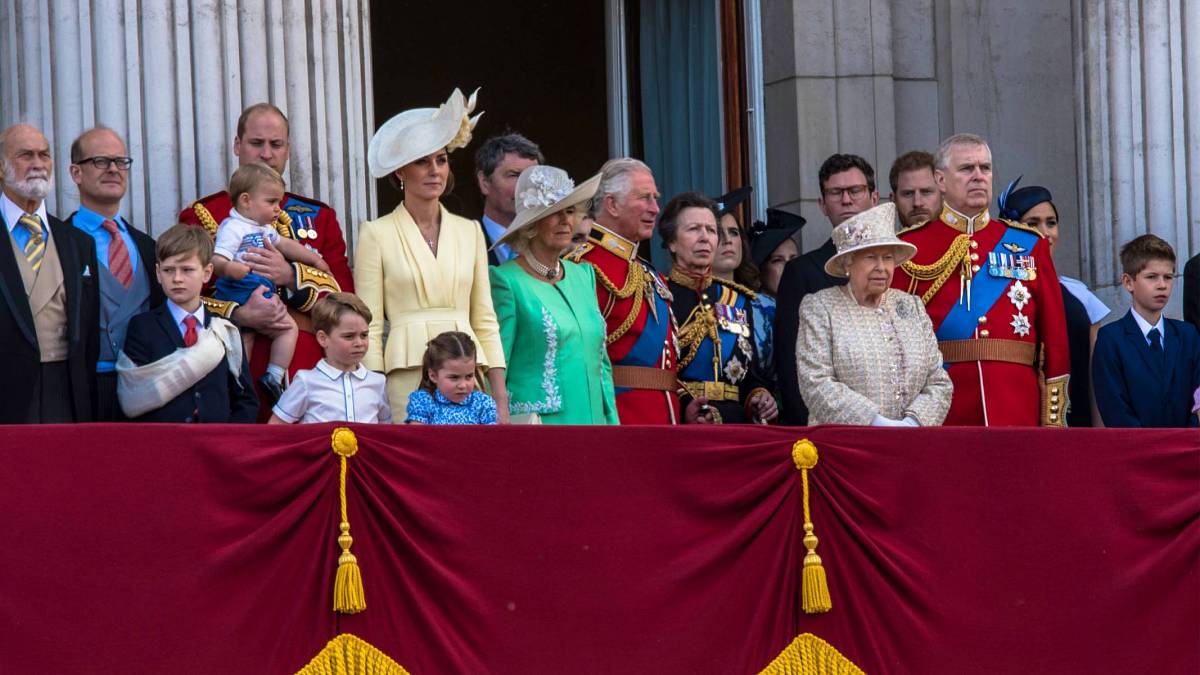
[
  {"xmin": 0, "ymin": 213, "xmax": 99, "ymax": 422},
  {"xmin": 772, "ymin": 238, "xmax": 847, "ymax": 425},
  {"xmin": 1092, "ymin": 310, "xmax": 1200, "ymax": 428},
  {"xmin": 64, "ymin": 213, "xmax": 165, "ymax": 309},
  {"xmin": 122, "ymin": 304, "xmax": 258, "ymax": 423}
]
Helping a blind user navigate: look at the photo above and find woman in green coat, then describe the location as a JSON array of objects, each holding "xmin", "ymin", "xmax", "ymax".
[{"xmin": 489, "ymin": 165, "xmax": 619, "ymax": 424}]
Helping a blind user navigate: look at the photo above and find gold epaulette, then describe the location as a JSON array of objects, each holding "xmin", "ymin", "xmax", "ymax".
[
  {"xmin": 564, "ymin": 242, "xmax": 594, "ymax": 263},
  {"xmin": 587, "ymin": 228, "xmax": 638, "ymax": 261},
  {"xmin": 1001, "ymin": 218, "xmax": 1045, "ymax": 238},
  {"xmin": 720, "ymin": 278, "xmax": 757, "ymax": 300},
  {"xmin": 192, "ymin": 202, "xmax": 220, "ymax": 238},
  {"xmin": 201, "ymin": 296, "xmax": 238, "ymax": 318},
  {"xmin": 897, "ymin": 220, "xmax": 929, "ymax": 236}
]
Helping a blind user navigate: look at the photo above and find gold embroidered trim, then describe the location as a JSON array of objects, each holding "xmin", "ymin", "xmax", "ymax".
[
  {"xmin": 1041, "ymin": 374, "xmax": 1069, "ymax": 427},
  {"xmin": 192, "ymin": 202, "xmax": 220, "ymax": 237}
]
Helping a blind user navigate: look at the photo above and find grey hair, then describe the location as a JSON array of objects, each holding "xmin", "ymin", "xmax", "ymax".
[
  {"xmin": 595, "ymin": 157, "xmax": 652, "ymax": 211},
  {"xmin": 934, "ymin": 133, "xmax": 990, "ymax": 171},
  {"xmin": 507, "ymin": 225, "xmax": 539, "ymax": 256}
]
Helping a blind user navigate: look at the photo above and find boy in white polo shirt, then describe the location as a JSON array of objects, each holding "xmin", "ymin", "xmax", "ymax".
[{"xmin": 268, "ymin": 292, "xmax": 392, "ymax": 424}]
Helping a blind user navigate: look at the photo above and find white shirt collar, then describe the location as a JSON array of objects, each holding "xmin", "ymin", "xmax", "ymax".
[
  {"xmin": 1130, "ymin": 309, "xmax": 1165, "ymax": 343},
  {"xmin": 315, "ymin": 358, "xmax": 368, "ymax": 381},
  {"xmin": 229, "ymin": 207, "xmax": 265, "ymax": 228},
  {"xmin": 166, "ymin": 299, "xmax": 206, "ymax": 333},
  {"xmin": 1, "ymin": 191, "xmax": 50, "ymax": 235}
]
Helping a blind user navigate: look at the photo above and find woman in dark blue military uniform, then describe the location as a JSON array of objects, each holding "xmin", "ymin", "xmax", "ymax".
[{"xmin": 658, "ymin": 192, "xmax": 778, "ymax": 424}]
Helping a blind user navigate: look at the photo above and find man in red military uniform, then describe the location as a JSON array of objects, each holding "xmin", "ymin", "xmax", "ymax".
[
  {"xmin": 179, "ymin": 103, "xmax": 351, "ymax": 415},
  {"xmin": 568, "ymin": 158, "xmax": 707, "ymax": 425},
  {"xmin": 892, "ymin": 133, "xmax": 1070, "ymax": 426}
]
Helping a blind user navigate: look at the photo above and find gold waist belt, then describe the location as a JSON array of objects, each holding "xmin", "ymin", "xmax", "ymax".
[
  {"xmin": 680, "ymin": 380, "xmax": 740, "ymax": 402},
  {"xmin": 939, "ymin": 338, "xmax": 1037, "ymax": 366},
  {"xmin": 612, "ymin": 365, "xmax": 679, "ymax": 392}
]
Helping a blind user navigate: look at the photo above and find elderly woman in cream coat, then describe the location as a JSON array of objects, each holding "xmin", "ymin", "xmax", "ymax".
[
  {"xmin": 356, "ymin": 88, "xmax": 509, "ymax": 421},
  {"xmin": 796, "ymin": 202, "xmax": 952, "ymax": 426}
]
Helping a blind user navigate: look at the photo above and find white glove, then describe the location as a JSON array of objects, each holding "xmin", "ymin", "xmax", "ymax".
[{"xmin": 870, "ymin": 414, "xmax": 907, "ymax": 427}]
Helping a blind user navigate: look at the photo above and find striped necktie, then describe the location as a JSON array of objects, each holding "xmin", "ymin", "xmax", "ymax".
[
  {"xmin": 18, "ymin": 213, "xmax": 44, "ymax": 271},
  {"xmin": 101, "ymin": 219, "xmax": 133, "ymax": 287}
]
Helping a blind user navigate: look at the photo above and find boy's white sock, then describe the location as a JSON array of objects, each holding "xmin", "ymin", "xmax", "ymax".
[{"xmin": 266, "ymin": 364, "xmax": 287, "ymax": 386}]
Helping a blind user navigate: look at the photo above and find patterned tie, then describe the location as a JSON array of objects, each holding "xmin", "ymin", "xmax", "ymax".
[
  {"xmin": 18, "ymin": 213, "xmax": 44, "ymax": 272},
  {"xmin": 101, "ymin": 219, "xmax": 133, "ymax": 287},
  {"xmin": 182, "ymin": 315, "xmax": 199, "ymax": 347}
]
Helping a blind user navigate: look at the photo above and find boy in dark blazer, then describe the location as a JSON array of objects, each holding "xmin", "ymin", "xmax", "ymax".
[
  {"xmin": 1093, "ymin": 234, "xmax": 1200, "ymax": 427},
  {"xmin": 121, "ymin": 224, "xmax": 258, "ymax": 422}
]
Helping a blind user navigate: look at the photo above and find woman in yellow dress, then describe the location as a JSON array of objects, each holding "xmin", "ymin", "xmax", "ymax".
[{"xmin": 356, "ymin": 88, "xmax": 509, "ymax": 421}]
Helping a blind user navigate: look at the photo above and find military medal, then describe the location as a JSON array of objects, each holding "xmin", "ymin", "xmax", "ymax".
[
  {"xmin": 1010, "ymin": 312, "xmax": 1031, "ymax": 337},
  {"xmin": 988, "ymin": 251, "xmax": 1038, "ymax": 281},
  {"xmin": 1006, "ymin": 280, "xmax": 1031, "ymax": 310},
  {"xmin": 296, "ymin": 215, "xmax": 317, "ymax": 240}
]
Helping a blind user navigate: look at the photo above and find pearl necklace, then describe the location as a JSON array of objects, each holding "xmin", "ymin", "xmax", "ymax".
[{"xmin": 525, "ymin": 253, "xmax": 561, "ymax": 280}]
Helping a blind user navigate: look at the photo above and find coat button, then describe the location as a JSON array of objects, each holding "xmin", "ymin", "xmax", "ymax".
[{"xmin": 980, "ymin": 329, "xmax": 990, "ymax": 338}]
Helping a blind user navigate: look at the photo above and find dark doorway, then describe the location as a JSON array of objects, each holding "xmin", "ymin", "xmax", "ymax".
[{"xmin": 369, "ymin": 1, "xmax": 611, "ymax": 220}]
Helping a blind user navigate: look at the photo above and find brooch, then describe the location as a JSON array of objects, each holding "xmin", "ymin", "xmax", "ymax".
[
  {"xmin": 1010, "ymin": 312, "xmax": 1031, "ymax": 337},
  {"xmin": 1006, "ymin": 280, "xmax": 1031, "ymax": 310}
]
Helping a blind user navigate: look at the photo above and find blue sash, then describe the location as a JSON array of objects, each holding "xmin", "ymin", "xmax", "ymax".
[
  {"xmin": 615, "ymin": 270, "xmax": 672, "ymax": 371},
  {"xmin": 937, "ymin": 227, "xmax": 1039, "ymax": 341}
]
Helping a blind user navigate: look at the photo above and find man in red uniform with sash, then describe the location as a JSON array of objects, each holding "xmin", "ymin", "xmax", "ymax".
[
  {"xmin": 568, "ymin": 158, "xmax": 706, "ymax": 424},
  {"xmin": 892, "ymin": 133, "xmax": 1070, "ymax": 426},
  {"xmin": 179, "ymin": 103, "xmax": 351, "ymax": 414}
]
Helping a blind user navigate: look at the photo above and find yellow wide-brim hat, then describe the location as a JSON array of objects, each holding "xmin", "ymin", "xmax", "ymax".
[
  {"xmin": 492, "ymin": 165, "xmax": 602, "ymax": 250},
  {"xmin": 823, "ymin": 202, "xmax": 918, "ymax": 277},
  {"xmin": 367, "ymin": 87, "xmax": 483, "ymax": 179}
]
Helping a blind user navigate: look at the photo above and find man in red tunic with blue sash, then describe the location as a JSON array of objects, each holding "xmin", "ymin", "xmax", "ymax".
[
  {"xmin": 892, "ymin": 134, "xmax": 1070, "ymax": 426},
  {"xmin": 179, "ymin": 103, "xmax": 351, "ymax": 416},
  {"xmin": 568, "ymin": 158, "xmax": 705, "ymax": 424}
]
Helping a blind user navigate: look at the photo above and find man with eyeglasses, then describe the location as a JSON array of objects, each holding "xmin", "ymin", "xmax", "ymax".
[
  {"xmin": 0, "ymin": 123, "xmax": 100, "ymax": 423},
  {"xmin": 178, "ymin": 102, "xmax": 352, "ymax": 418},
  {"xmin": 65, "ymin": 127, "xmax": 165, "ymax": 420},
  {"xmin": 774, "ymin": 153, "xmax": 879, "ymax": 425}
]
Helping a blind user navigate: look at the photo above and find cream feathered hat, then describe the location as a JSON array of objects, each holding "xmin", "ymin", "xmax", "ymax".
[
  {"xmin": 367, "ymin": 88, "xmax": 483, "ymax": 179},
  {"xmin": 492, "ymin": 165, "xmax": 601, "ymax": 249},
  {"xmin": 823, "ymin": 202, "xmax": 917, "ymax": 277}
]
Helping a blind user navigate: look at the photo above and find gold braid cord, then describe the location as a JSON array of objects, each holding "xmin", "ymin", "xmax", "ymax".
[
  {"xmin": 675, "ymin": 302, "xmax": 720, "ymax": 372},
  {"xmin": 295, "ymin": 633, "xmax": 411, "ymax": 675},
  {"xmin": 900, "ymin": 234, "xmax": 972, "ymax": 303},
  {"xmin": 192, "ymin": 202, "xmax": 220, "ymax": 237},
  {"xmin": 756, "ymin": 633, "xmax": 865, "ymax": 675},
  {"xmin": 275, "ymin": 210, "xmax": 295, "ymax": 239},
  {"xmin": 594, "ymin": 262, "xmax": 649, "ymax": 345}
]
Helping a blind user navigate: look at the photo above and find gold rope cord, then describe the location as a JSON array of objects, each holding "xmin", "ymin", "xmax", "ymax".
[
  {"xmin": 594, "ymin": 263, "xmax": 648, "ymax": 344},
  {"xmin": 899, "ymin": 233, "xmax": 972, "ymax": 303},
  {"xmin": 675, "ymin": 302, "xmax": 721, "ymax": 374}
]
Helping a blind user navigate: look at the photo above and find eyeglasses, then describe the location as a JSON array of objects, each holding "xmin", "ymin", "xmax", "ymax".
[
  {"xmin": 822, "ymin": 185, "xmax": 869, "ymax": 199},
  {"xmin": 76, "ymin": 156, "xmax": 133, "ymax": 171}
]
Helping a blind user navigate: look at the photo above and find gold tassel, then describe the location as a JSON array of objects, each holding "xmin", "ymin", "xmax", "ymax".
[
  {"xmin": 331, "ymin": 427, "xmax": 366, "ymax": 614},
  {"xmin": 792, "ymin": 439, "xmax": 832, "ymax": 614}
]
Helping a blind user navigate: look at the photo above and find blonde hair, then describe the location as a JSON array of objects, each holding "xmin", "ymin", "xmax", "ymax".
[
  {"xmin": 156, "ymin": 223, "xmax": 214, "ymax": 264},
  {"xmin": 229, "ymin": 162, "xmax": 285, "ymax": 202}
]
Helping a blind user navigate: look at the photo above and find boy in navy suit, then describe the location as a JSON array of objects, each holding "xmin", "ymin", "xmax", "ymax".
[
  {"xmin": 1093, "ymin": 234, "xmax": 1200, "ymax": 427},
  {"xmin": 119, "ymin": 224, "xmax": 258, "ymax": 422}
]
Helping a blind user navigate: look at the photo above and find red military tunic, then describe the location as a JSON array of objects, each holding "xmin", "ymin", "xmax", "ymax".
[
  {"xmin": 179, "ymin": 191, "xmax": 352, "ymax": 418},
  {"xmin": 892, "ymin": 205, "xmax": 1070, "ymax": 426},
  {"xmin": 568, "ymin": 224, "xmax": 681, "ymax": 424}
]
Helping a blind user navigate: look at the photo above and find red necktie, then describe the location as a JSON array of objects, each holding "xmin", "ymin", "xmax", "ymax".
[
  {"xmin": 182, "ymin": 315, "xmax": 199, "ymax": 347},
  {"xmin": 101, "ymin": 219, "xmax": 133, "ymax": 287}
]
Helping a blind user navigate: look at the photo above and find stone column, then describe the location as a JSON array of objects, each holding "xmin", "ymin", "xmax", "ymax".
[
  {"xmin": 0, "ymin": 0, "xmax": 376, "ymax": 257},
  {"xmin": 1075, "ymin": 0, "xmax": 1200, "ymax": 315},
  {"xmin": 760, "ymin": 0, "xmax": 897, "ymax": 251}
]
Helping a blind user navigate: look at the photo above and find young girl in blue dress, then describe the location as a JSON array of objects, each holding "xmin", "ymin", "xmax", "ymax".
[{"xmin": 406, "ymin": 332, "xmax": 498, "ymax": 424}]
